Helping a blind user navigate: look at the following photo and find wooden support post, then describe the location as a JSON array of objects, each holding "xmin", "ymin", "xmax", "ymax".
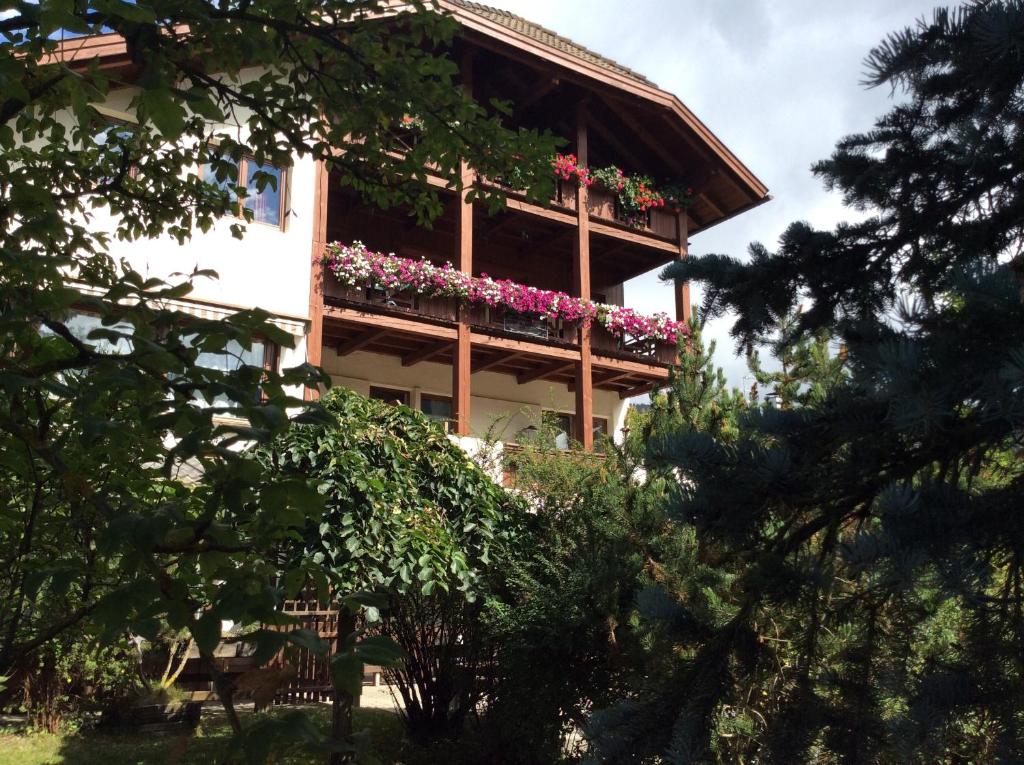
[
  {"xmin": 574, "ymin": 104, "xmax": 594, "ymax": 451},
  {"xmin": 305, "ymin": 159, "xmax": 329, "ymax": 400},
  {"xmin": 674, "ymin": 211, "xmax": 691, "ymax": 324},
  {"xmin": 452, "ymin": 52, "xmax": 474, "ymax": 436}
]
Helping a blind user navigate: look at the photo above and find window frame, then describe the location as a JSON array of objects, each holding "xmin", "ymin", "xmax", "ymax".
[
  {"xmin": 199, "ymin": 151, "xmax": 289, "ymax": 231},
  {"xmin": 369, "ymin": 385, "xmax": 412, "ymax": 407},
  {"xmin": 418, "ymin": 392, "xmax": 454, "ymax": 431}
]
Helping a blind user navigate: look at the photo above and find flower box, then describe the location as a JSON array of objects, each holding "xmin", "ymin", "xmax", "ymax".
[
  {"xmin": 649, "ymin": 208, "xmax": 678, "ymax": 239},
  {"xmin": 586, "ymin": 186, "xmax": 617, "ymax": 220},
  {"xmin": 321, "ymin": 243, "xmax": 688, "ymax": 348},
  {"xmin": 556, "ymin": 179, "xmax": 578, "ymax": 210}
]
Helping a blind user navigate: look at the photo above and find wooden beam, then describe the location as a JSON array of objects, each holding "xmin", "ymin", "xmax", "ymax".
[
  {"xmin": 473, "ymin": 352, "xmax": 519, "ymax": 374},
  {"xmin": 674, "ymin": 211, "xmax": 690, "ymax": 325},
  {"xmin": 453, "ymin": 50, "xmax": 474, "ymax": 437},
  {"xmin": 514, "ymin": 75, "xmax": 561, "ymax": 119},
  {"xmin": 336, "ymin": 328, "xmax": 387, "ymax": 357},
  {"xmin": 600, "ymin": 94, "xmax": 687, "ymax": 175},
  {"xmin": 592, "ymin": 353, "xmax": 671, "ymax": 378},
  {"xmin": 592, "ymin": 369, "xmax": 634, "ymax": 387},
  {"xmin": 517, "ymin": 360, "xmax": 575, "ymax": 386},
  {"xmin": 588, "ymin": 219, "xmax": 678, "ymax": 254},
  {"xmin": 502, "ymin": 195, "xmax": 577, "ymax": 226},
  {"xmin": 305, "ymin": 159, "xmax": 330, "ymax": 401},
  {"xmin": 323, "ymin": 305, "xmax": 458, "ymax": 340},
  {"xmin": 574, "ymin": 104, "xmax": 594, "ymax": 451},
  {"xmin": 588, "ymin": 113, "xmax": 646, "ymax": 171},
  {"xmin": 470, "ymin": 331, "xmax": 580, "ymax": 361},
  {"xmin": 619, "ymin": 380, "xmax": 663, "ymax": 399},
  {"xmin": 401, "ymin": 340, "xmax": 450, "ymax": 367}
]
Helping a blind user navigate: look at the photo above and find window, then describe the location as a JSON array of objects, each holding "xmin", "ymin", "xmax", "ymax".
[
  {"xmin": 543, "ymin": 411, "xmax": 611, "ymax": 451},
  {"xmin": 420, "ymin": 394, "xmax": 453, "ymax": 430},
  {"xmin": 39, "ymin": 311, "xmax": 133, "ymax": 355},
  {"xmin": 369, "ymin": 386, "xmax": 410, "ymax": 407},
  {"xmin": 184, "ymin": 335, "xmax": 275, "ymax": 409},
  {"xmin": 201, "ymin": 153, "xmax": 287, "ymax": 228}
]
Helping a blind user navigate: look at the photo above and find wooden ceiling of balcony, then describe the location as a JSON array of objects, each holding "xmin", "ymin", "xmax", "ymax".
[
  {"xmin": 458, "ymin": 39, "xmax": 769, "ymax": 237},
  {"xmin": 326, "ymin": 184, "xmax": 679, "ymax": 291},
  {"xmin": 322, "ymin": 307, "xmax": 666, "ymax": 399}
]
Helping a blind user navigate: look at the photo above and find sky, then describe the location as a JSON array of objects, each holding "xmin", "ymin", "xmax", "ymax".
[{"xmin": 483, "ymin": 0, "xmax": 941, "ymax": 386}]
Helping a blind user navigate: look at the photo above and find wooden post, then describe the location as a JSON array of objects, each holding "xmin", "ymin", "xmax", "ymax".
[
  {"xmin": 674, "ymin": 211, "xmax": 690, "ymax": 324},
  {"xmin": 305, "ymin": 158, "xmax": 330, "ymax": 400},
  {"xmin": 453, "ymin": 53, "xmax": 474, "ymax": 436},
  {"xmin": 573, "ymin": 104, "xmax": 594, "ymax": 451}
]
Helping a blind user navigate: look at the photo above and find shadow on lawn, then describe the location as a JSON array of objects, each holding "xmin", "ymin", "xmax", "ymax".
[{"xmin": 43, "ymin": 706, "xmax": 407, "ymax": 765}]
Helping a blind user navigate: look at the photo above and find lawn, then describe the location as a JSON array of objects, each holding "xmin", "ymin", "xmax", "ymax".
[{"xmin": 0, "ymin": 706, "xmax": 409, "ymax": 765}]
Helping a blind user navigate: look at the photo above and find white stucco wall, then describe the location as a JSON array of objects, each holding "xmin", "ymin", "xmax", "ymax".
[{"xmin": 80, "ymin": 85, "xmax": 316, "ymax": 322}]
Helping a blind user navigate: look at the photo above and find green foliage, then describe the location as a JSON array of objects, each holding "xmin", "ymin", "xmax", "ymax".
[
  {"xmin": 587, "ymin": 3, "xmax": 1024, "ymax": 762},
  {"xmin": 257, "ymin": 387, "xmax": 522, "ymax": 745},
  {"xmin": 258, "ymin": 387, "xmax": 515, "ymax": 601},
  {"xmin": 473, "ymin": 437, "xmax": 675, "ymax": 763},
  {"xmin": 1, "ymin": 0, "xmax": 557, "ymax": 754}
]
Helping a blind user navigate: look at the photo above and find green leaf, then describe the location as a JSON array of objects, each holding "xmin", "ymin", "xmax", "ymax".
[
  {"xmin": 330, "ymin": 653, "xmax": 364, "ymax": 699},
  {"xmin": 193, "ymin": 612, "xmax": 222, "ymax": 655}
]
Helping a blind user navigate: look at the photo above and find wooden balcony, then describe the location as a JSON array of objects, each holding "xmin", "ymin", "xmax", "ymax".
[
  {"xmin": 322, "ymin": 278, "xmax": 675, "ymax": 370},
  {"xmin": 554, "ymin": 181, "xmax": 680, "ymax": 241}
]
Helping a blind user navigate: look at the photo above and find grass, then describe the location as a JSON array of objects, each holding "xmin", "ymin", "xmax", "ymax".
[{"xmin": 0, "ymin": 706, "xmax": 408, "ymax": 765}]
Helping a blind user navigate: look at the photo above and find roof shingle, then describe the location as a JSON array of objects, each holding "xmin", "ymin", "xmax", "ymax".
[{"xmin": 446, "ymin": 0, "xmax": 655, "ymax": 86}]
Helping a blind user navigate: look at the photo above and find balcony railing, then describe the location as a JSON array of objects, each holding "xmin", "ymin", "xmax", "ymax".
[
  {"xmin": 554, "ymin": 181, "xmax": 680, "ymax": 239},
  {"xmin": 325, "ymin": 278, "xmax": 675, "ymax": 365}
]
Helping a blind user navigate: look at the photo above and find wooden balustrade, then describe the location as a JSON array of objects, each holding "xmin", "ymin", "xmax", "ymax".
[
  {"xmin": 590, "ymin": 323, "xmax": 677, "ymax": 364},
  {"xmin": 555, "ymin": 179, "xmax": 678, "ymax": 239},
  {"xmin": 323, "ymin": 272, "xmax": 674, "ymax": 365},
  {"xmin": 323, "ymin": 282, "xmax": 458, "ymax": 323}
]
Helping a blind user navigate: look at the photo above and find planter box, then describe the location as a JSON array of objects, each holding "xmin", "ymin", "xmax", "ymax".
[
  {"xmin": 100, "ymin": 701, "xmax": 203, "ymax": 733},
  {"xmin": 556, "ymin": 179, "xmax": 578, "ymax": 210},
  {"xmin": 649, "ymin": 208, "xmax": 678, "ymax": 239},
  {"xmin": 586, "ymin": 186, "xmax": 617, "ymax": 220}
]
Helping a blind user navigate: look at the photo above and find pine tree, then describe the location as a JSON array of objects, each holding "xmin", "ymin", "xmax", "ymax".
[{"xmin": 590, "ymin": 3, "xmax": 1024, "ymax": 762}]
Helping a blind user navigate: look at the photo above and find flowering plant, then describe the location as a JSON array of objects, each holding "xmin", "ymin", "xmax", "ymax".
[
  {"xmin": 322, "ymin": 242, "xmax": 688, "ymax": 345},
  {"xmin": 552, "ymin": 153, "xmax": 592, "ymax": 187},
  {"xmin": 660, "ymin": 183, "xmax": 695, "ymax": 214}
]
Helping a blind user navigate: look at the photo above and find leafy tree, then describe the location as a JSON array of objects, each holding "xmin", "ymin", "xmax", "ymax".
[
  {"xmin": 590, "ymin": 3, "xmax": 1024, "ymax": 762},
  {"xmin": 257, "ymin": 388, "xmax": 521, "ymax": 746},
  {"xmin": 1, "ymin": 0, "xmax": 557, "ymax": 755}
]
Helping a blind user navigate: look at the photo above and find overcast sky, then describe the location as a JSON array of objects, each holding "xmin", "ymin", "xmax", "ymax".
[{"xmin": 484, "ymin": 0, "xmax": 941, "ymax": 386}]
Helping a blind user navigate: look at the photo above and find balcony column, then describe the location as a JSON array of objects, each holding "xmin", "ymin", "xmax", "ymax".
[
  {"xmin": 453, "ymin": 52, "xmax": 473, "ymax": 436},
  {"xmin": 574, "ymin": 104, "xmax": 594, "ymax": 451},
  {"xmin": 674, "ymin": 211, "xmax": 691, "ymax": 324},
  {"xmin": 305, "ymin": 158, "xmax": 330, "ymax": 400}
]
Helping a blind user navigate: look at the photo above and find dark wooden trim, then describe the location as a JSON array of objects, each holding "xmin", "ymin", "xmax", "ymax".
[
  {"xmin": 619, "ymin": 380, "xmax": 662, "ymax": 399},
  {"xmin": 305, "ymin": 159, "xmax": 329, "ymax": 400},
  {"xmin": 323, "ymin": 305, "xmax": 458, "ymax": 340},
  {"xmin": 469, "ymin": 331, "xmax": 579, "ymax": 361},
  {"xmin": 574, "ymin": 104, "xmax": 594, "ymax": 451},
  {"xmin": 336, "ymin": 328, "xmax": 387, "ymax": 356},
  {"xmin": 517, "ymin": 360, "xmax": 574, "ymax": 385},
  {"xmin": 401, "ymin": 340, "xmax": 449, "ymax": 367},
  {"xmin": 674, "ymin": 211, "xmax": 690, "ymax": 324},
  {"xmin": 453, "ymin": 51, "xmax": 474, "ymax": 437},
  {"xmin": 473, "ymin": 351, "xmax": 519, "ymax": 374}
]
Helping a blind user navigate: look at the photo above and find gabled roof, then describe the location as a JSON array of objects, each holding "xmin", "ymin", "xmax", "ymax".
[
  {"xmin": 439, "ymin": 0, "xmax": 770, "ymax": 218},
  {"xmin": 445, "ymin": 0, "xmax": 654, "ymax": 86}
]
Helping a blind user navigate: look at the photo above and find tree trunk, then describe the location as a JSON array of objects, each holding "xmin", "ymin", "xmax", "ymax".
[{"xmin": 328, "ymin": 610, "xmax": 358, "ymax": 765}]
